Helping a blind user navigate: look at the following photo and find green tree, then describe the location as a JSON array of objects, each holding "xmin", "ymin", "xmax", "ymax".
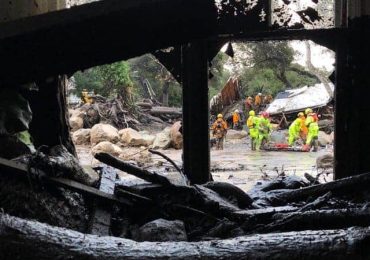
[
  {"xmin": 238, "ymin": 41, "xmax": 319, "ymax": 97},
  {"xmin": 74, "ymin": 61, "xmax": 133, "ymax": 102},
  {"xmin": 249, "ymin": 41, "xmax": 295, "ymax": 88}
]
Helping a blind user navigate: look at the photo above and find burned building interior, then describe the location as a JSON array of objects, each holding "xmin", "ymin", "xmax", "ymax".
[{"xmin": 1, "ymin": 0, "xmax": 370, "ymax": 259}]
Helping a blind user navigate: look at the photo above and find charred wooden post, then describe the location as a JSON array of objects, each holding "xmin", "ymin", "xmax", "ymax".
[
  {"xmin": 335, "ymin": 16, "xmax": 370, "ymax": 179},
  {"xmin": 27, "ymin": 76, "xmax": 76, "ymax": 155},
  {"xmin": 181, "ymin": 41, "xmax": 210, "ymax": 185}
]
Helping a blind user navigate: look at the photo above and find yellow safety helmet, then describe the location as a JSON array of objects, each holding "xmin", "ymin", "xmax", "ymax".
[
  {"xmin": 249, "ymin": 110, "xmax": 255, "ymax": 116},
  {"xmin": 297, "ymin": 112, "xmax": 304, "ymax": 117},
  {"xmin": 305, "ymin": 108, "xmax": 313, "ymax": 115},
  {"xmin": 217, "ymin": 113, "xmax": 223, "ymax": 118}
]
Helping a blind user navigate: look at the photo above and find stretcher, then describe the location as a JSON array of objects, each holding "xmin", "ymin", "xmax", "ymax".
[{"xmin": 262, "ymin": 143, "xmax": 309, "ymax": 152}]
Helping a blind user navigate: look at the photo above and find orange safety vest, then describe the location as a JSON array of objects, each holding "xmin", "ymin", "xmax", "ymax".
[
  {"xmin": 232, "ymin": 112, "xmax": 240, "ymax": 123},
  {"xmin": 255, "ymin": 95, "xmax": 262, "ymax": 106}
]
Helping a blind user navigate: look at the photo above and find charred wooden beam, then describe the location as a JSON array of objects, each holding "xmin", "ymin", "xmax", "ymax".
[
  {"xmin": 1, "ymin": 213, "xmax": 370, "ymax": 259},
  {"xmin": 0, "ymin": 0, "xmax": 217, "ymax": 85},
  {"xmin": 0, "ymin": 157, "xmax": 151, "ymax": 206},
  {"xmin": 182, "ymin": 40, "xmax": 211, "ymax": 185},
  {"xmin": 0, "ymin": 0, "xmax": 345, "ymax": 85},
  {"xmin": 94, "ymin": 152, "xmax": 174, "ymax": 186}
]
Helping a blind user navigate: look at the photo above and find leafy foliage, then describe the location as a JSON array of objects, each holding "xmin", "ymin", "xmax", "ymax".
[
  {"xmin": 74, "ymin": 61, "xmax": 133, "ymax": 99},
  {"xmin": 237, "ymin": 41, "xmax": 319, "ymax": 97},
  {"xmin": 73, "ymin": 41, "xmax": 325, "ymax": 107}
]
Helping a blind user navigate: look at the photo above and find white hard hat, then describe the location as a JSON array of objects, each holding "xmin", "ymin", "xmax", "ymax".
[
  {"xmin": 258, "ymin": 93, "xmax": 262, "ymax": 95},
  {"xmin": 235, "ymin": 109, "xmax": 239, "ymax": 113}
]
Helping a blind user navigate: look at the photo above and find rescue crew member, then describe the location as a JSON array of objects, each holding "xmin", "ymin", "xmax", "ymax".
[
  {"xmin": 81, "ymin": 89, "xmax": 93, "ymax": 104},
  {"xmin": 232, "ymin": 109, "xmax": 240, "ymax": 129},
  {"xmin": 304, "ymin": 108, "xmax": 319, "ymax": 152},
  {"xmin": 247, "ymin": 110, "xmax": 259, "ymax": 151},
  {"xmin": 256, "ymin": 111, "xmax": 272, "ymax": 150},
  {"xmin": 211, "ymin": 114, "xmax": 228, "ymax": 150},
  {"xmin": 288, "ymin": 112, "xmax": 306, "ymax": 146},
  {"xmin": 245, "ymin": 96, "xmax": 254, "ymax": 115},
  {"xmin": 254, "ymin": 93, "xmax": 262, "ymax": 113},
  {"xmin": 263, "ymin": 94, "xmax": 273, "ymax": 105}
]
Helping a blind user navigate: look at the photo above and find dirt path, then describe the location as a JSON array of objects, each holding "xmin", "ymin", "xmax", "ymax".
[{"xmin": 76, "ymin": 139, "xmax": 333, "ymax": 192}]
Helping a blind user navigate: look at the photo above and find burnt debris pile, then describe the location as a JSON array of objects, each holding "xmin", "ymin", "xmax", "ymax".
[{"xmin": 1, "ymin": 148, "xmax": 370, "ymax": 258}]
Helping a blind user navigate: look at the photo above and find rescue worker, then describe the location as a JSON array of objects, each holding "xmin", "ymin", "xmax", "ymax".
[
  {"xmin": 232, "ymin": 109, "xmax": 240, "ymax": 129},
  {"xmin": 211, "ymin": 114, "xmax": 228, "ymax": 150},
  {"xmin": 247, "ymin": 110, "xmax": 259, "ymax": 151},
  {"xmin": 256, "ymin": 111, "xmax": 272, "ymax": 150},
  {"xmin": 303, "ymin": 108, "xmax": 319, "ymax": 152},
  {"xmin": 288, "ymin": 112, "xmax": 306, "ymax": 146},
  {"xmin": 245, "ymin": 96, "xmax": 254, "ymax": 115},
  {"xmin": 263, "ymin": 94, "xmax": 273, "ymax": 105},
  {"xmin": 81, "ymin": 89, "xmax": 93, "ymax": 104},
  {"xmin": 254, "ymin": 93, "xmax": 262, "ymax": 113}
]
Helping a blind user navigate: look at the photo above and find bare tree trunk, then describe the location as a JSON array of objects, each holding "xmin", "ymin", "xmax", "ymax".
[
  {"xmin": 277, "ymin": 69, "xmax": 293, "ymax": 89},
  {"xmin": 162, "ymin": 81, "xmax": 170, "ymax": 106},
  {"xmin": 305, "ymin": 41, "xmax": 334, "ymax": 97},
  {"xmin": 1, "ymin": 213, "xmax": 370, "ymax": 259}
]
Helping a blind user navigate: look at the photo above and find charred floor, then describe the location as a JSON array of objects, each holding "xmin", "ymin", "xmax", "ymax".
[{"xmin": 1, "ymin": 0, "xmax": 370, "ymax": 259}]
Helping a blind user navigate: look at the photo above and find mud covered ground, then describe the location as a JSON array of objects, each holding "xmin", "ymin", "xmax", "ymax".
[{"xmin": 76, "ymin": 138, "xmax": 333, "ymax": 192}]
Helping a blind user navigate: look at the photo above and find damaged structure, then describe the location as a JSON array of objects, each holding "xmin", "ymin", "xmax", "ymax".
[{"xmin": 1, "ymin": 0, "xmax": 370, "ymax": 258}]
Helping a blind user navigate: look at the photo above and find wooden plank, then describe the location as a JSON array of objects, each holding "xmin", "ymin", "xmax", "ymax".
[
  {"xmin": 89, "ymin": 166, "xmax": 117, "ymax": 235},
  {"xmin": 0, "ymin": 157, "xmax": 152, "ymax": 206}
]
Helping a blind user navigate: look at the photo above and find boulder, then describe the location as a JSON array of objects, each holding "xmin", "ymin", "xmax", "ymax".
[
  {"xmin": 90, "ymin": 124, "xmax": 119, "ymax": 145},
  {"xmin": 119, "ymin": 147, "xmax": 152, "ymax": 164},
  {"xmin": 170, "ymin": 121, "xmax": 183, "ymax": 149},
  {"xmin": 91, "ymin": 141, "xmax": 122, "ymax": 156},
  {"xmin": 316, "ymin": 153, "xmax": 334, "ymax": 169},
  {"xmin": 318, "ymin": 131, "xmax": 331, "ymax": 146},
  {"xmin": 226, "ymin": 129, "xmax": 248, "ymax": 140},
  {"xmin": 119, "ymin": 128, "xmax": 155, "ymax": 146},
  {"xmin": 132, "ymin": 219, "xmax": 187, "ymax": 242},
  {"xmin": 69, "ymin": 108, "xmax": 85, "ymax": 132},
  {"xmin": 69, "ymin": 116, "xmax": 84, "ymax": 132},
  {"xmin": 69, "ymin": 108, "xmax": 84, "ymax": 118},
  {"xmin": 72, "ymin": 128, "xmax": 91, "ymax": 145},
  {"xmin": 152, "ymin": 128, "xmax": 172, "ymax": 149}
]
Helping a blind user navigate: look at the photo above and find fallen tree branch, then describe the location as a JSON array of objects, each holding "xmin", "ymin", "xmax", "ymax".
[
  {"xmin": 148, "ymin": 149, "xmax": 188, "ymax": 185},
  {"xmin": 298, "ymin": 191, "xmax": 332, "ymax": 212},
  {"xmin": 95, "ymin": 152, "xmax": 173, "ymax": 186},
  {"xmin": 257, "ymin": 207, "xmax": 370, "ymax": 234},
  {"xmin": 1, "ymin": 213, "xmax": 370, "ymax": 259},
  {"xmin": 270, "ymin": 172, "xmax": 370, "ymax": 204}
]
